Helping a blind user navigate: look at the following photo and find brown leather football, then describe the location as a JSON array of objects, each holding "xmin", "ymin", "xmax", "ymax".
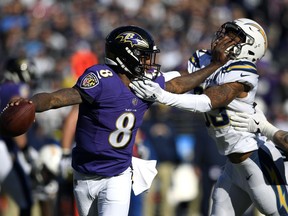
[{"xmin": 0, "ymin": 101, "xmax": 35, "ymax": 137}]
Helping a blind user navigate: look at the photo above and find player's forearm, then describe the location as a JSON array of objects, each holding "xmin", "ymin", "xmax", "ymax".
[
  {"xmin": 273, "ymin": 130, "xmax": 288, "ymax": 152},
  {"xmin": 204, "ymin": 82, "xmax": 245, "ymax": 109},
  {"xmin": 257, "ymin": 120, "xmax": 288, "ymax": 152},
  {"xmin": 31, "ymin": 93, "xmax": 56, "ymax": 112},
  {"xmin": 31, "ymin": 88, "xmax": 82, "ymax": 112},
  {"xmin": 159, "ymin": 91, "xmax": 212, "ymax": 112},
  {"xmin": 165, "ymin": 63, "xmax": 222, "ymax": 94}
]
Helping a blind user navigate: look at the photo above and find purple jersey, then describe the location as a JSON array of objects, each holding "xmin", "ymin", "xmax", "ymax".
[{"xmin": 72, "ymin": 64, "xmax": 165, "ymax": 176}]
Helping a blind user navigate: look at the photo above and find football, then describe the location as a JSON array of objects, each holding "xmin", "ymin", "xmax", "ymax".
[{"xmin": 0, "ymin": 101, "xmax": 35, "ymax": 137}]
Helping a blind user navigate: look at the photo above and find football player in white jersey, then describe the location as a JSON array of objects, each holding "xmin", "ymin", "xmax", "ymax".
[{"xmin": 130, "ymin": 18, "xmax": 288, "ymax": 215}]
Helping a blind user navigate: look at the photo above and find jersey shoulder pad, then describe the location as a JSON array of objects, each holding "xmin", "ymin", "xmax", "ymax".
[
  {"xmin": 224, "ymin": 60, "xmax": 257, "ymax": 75},
  {"xmin": 76, "ymin": 64, "xmax": 115, "ymax": 90},
  {"xmin": 78, "ymin": 70, "xmax": 100, "ymax": 89},
  {"xmin": 222, "ymin": 60, "xmax": 258, "ymax": 88},
  {"xmin": 188, "ymin": 49, "xmax": 210, "ymax": 68},
  {"xmin": 188, "ymin": 49, "xmax": 212, "ymax": 74},
  {"xmin": 74, "ymin": 64, "xmax": 116, "ymax": 104}
]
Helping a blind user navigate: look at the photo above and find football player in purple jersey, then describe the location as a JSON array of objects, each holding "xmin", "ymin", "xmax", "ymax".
[{"xmin": 7, "ymin": 25, "xmax": 233, "ymax": 216}]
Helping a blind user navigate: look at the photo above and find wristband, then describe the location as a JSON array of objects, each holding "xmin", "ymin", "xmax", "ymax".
[
  {"xmin": 261, "ymin": 121, "xmax": 279, "ymax": 141},
  {"xmin": 62, "ymin": 148, "xmax": 71, "ymax": 155}
]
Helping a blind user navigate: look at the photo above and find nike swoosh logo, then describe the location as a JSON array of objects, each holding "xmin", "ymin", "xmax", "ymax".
[
  {"xmin": 246, "ymin": 174, "xmax": 253, "ymax": 180},
  {"xmin": 253, "ymin": 120, "xmax": 259, "ymax": 125},
  {"xmin": 240, "ymin": 73, "xmax": 250, "ymax": 77}
]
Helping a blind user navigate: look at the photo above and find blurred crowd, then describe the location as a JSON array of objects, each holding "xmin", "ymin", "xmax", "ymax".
[{"xmin": 0, "ymin": 0, "xmax": 288, "ymax": 216}]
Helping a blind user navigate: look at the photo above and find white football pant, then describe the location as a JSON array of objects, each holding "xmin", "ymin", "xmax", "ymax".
[{"xmin": 73, "ymin": 167, "xmax": 132, "ymax": 216}]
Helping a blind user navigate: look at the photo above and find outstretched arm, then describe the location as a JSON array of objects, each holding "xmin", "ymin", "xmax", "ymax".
[
  {"xmin": 8, "ymin": 88, "xmax": 82, "ymax": 112},
  {"xmin": 130, "ymin": 79, "xmax": 245, "ymax": 112}
]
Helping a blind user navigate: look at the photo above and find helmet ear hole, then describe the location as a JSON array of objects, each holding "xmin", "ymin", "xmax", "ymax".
[{"xmin": 248, "ymin": 50, "xmax": 255, "ymax": 56}]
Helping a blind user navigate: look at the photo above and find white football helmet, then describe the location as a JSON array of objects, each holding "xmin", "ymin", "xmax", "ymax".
[
  {"xmin": 38, "ymin": 144, "xmax": 62, "ymax": 176},
  {"xmin": 213, "ymin": 18, "xmax": 268, "ymax": 62}
]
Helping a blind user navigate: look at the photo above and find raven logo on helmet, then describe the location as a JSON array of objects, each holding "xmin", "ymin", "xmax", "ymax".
[{"xmin": 116, "ymin": 32, "xmax": 149, "ymax": 48}]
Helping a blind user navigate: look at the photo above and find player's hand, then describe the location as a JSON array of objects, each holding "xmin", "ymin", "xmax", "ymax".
[
  {"xmin": 230, "ymin": 106, "xmax": 279, "ymax": 141},
  {"xmin": 211, "ymin": 36, "xmax": 236, "ymax": 65},
  {"xmin": 129, "ymin": 80, "xmax": 164, "ymax": 102},
  {"xmin": 230, "ymin": 106, "xmax": 267, "ymax": 133},
  {"xmin": 8, "ymin": 97, "xmax": 32, "ymax": 106}
]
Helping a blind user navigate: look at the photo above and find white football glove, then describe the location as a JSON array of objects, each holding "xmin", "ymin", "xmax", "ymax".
[
  {"xmin": 129, "ymin": 80, "xmax": 164, "ymax": 102},
  {"xmin": 230, "ymin": 106, "xmax": 279, "ymax": 140}
]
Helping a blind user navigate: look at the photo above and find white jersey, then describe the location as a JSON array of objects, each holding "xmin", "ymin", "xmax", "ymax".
[{"xmin": 188, "ymin": 49, "xmax": 259, "ymax": 155}]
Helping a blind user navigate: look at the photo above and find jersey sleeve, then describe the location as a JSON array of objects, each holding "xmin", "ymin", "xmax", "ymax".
[
  {"xmin": 73, "ymin": 66, "xmax": 101, "ymax": 104},
  {"xmin": 187, "ymin": 49, "xmax": 212, "ymax": 73},
  {"xmin": 220, "ymin": 60, "xmax": 259, "ymax": 89}
]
